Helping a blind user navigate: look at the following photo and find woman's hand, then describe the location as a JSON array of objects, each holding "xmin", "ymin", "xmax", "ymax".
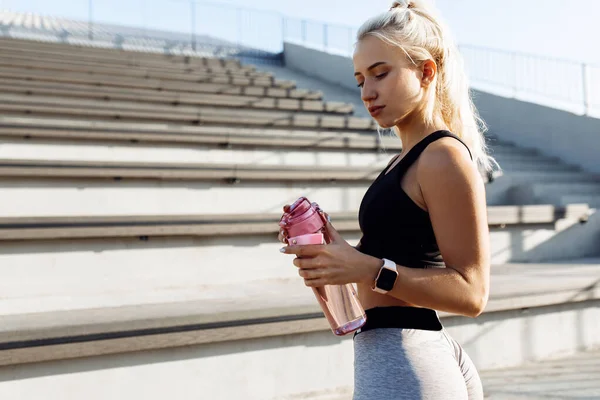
[
  {"xmin": 277, "ymin": 204, "xmax": 291, "ymax": 244},
  {"xmin": 280, "ymin": 210, "xmax": 381, "ymax": 287}
]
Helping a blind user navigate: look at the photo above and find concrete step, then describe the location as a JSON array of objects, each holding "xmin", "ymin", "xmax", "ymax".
[
  {"xmin": 507, "ymin": 182, "xmax": 600, "ymax": 204},
  {"xmin": 0, "ymin": 157, "xmax": 594, "ymax": 218},
  {"xmin": 0, "ymin": 204, "xmax": 594, "ymax": 265},
  {"xmin": 0, "ymin": 36, "xmax": 243, "ymax": 68},
  {"xmin": 0, "ymin": 259, "xmax": 598, "ymax": 399},
  {"xmin": 0, "ymin": 208, "xmax": 594, "ymax": 313},
  {"xmin": 0, "ymin": 179, "xmax": 370, "ymax": 217},
  {"xmin": 0, "ymin": 204, "xmax": 587, "ymax": 241},
  {"xmin": 498, "ymin": 170, "xmax": 600, "ymax": 184},
  {"xmin": 481, "ymin": 349, "xmax": 600, "ymax": 399},
  {"xmin": 560, "ymin": 194, "xmax": 600, "ymax": 208},
  {"xmin": 0, "ymin": 114, "xmax": 372, "ymax": 139},
  {"xmin": 0, "ymin": 93, "xmax": 376, "ymax": 130},
  {"xmin": 0, "ymin": 139, "xmax": 586, "ymax": 182},
  {"xmin": 0, "ymin": 124, "xmax": 393, "ymax": 151},
  {"xmin": 0, "ymin": 52, "xmax": 258, "ymax": 74},
  {"xmin": 496, "ymin": 160, "xmax": 580, "ymax": 172},
  {"xmin": 0, "ymin": 115, "xmax": 585, "ymax": 174},
  {"xmin": 0, "ymin": 63, "xmax": 275, "ymax": 86},
  {"xmin": 0, "ymin": 55, "xmax": 269, "ymax": 79},
  {"xmin": 0, "ymin": 140, "xmax": 407, "ymax": 167},
  {"xmin": 488, "ymin": 146, "xmax": 540, "ymax": 157},
  {"xmin": 0, "ymin": 76, "xmax": 323, "ymax": 100},
  {"xmin": 0, "ymin": 66, "xmax": 298, "ymax": 90},
  {"xmin": 297, "ymin": 349, "xmax": 600, "ymax": 399},
  {"xmin": 532, "ymin": 182, "xmax": 600, "ymax": 195},
  {"xmin": 0, "ymin": 81, "xmax": 352, "ymax": 115}
]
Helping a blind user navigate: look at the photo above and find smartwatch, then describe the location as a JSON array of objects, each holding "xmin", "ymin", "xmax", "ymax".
[{"xmin": 372, "ymin": 258, "xmax": 398, "ymax": 294}]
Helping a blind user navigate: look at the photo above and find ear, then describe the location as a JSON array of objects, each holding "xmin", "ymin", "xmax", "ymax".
[{"xmin": 421, "ymin": 59, "xmax": 437, "ymax": 87}]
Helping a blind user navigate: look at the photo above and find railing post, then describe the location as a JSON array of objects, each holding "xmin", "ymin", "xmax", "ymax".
[
  {"xmin": 582, "ymin": 63, "xmax": 591, "ymax": 116},
  {"xmin": 236, "ymin": 8, "xmax": 242, "ymax": 45},
  {"xmin": 190, "ymin": 0, "xmax": 196, "ymax": 51},
  {"xmin": 281, "ymin": 16, "xmax": 286, "ymax": 43},
  {"xmin": 301, "ymin": 20, "xmax": 306, "ymax": 43},
  {"xmin": 348, "ymin": 27, "xmax": 353, "ymax": 56},
  {"xmin": 88, "ymin": 0, "xmax": 93, "ymax": 41},
  {"xmin": 512, "ymin": 52, "xmax": 518, "ymax": 97},
  {"xmin": 142, "ymin": 0, "xmax": 147, "ymax": 40}
]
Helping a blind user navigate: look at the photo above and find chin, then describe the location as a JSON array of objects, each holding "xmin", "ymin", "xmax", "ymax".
[{"xmin": 375, "ymin": 119, "xmax": 396, "ymax": 130}]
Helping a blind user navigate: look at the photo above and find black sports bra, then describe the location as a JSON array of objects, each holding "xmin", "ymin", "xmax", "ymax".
[{"xmin": 357, "ymin": 130, "xmax": 473, "ymax": 269}]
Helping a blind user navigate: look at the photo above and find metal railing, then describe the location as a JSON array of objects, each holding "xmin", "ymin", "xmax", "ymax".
[
  {"xmin": 1, "ymin": 0, "xmax": 598, "ymax": 117},
  {"xmin": 283, "ymin": 22, "xmax": 599, "ymax": 118},
  {"xmin": 0, "ymin": 1, "xmax": 287, "ymax": 63},
  {"xmin": 459, "ymin": 45, "xmax": 599, "ymax": 117}
]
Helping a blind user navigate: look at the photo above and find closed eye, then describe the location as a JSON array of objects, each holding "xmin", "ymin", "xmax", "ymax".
[{"xmin": 356, "ymin": 72, "xmax": 388, "ymax": 88}]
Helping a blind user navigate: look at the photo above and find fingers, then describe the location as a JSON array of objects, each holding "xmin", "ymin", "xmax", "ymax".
[
  {"xmin": 281, "ymin": 244, "xmax": 325, "ymax": 258},
  {"xmin": 293, "ymin": 256, "xmax": 322, "ymax": 269},
  {"xmin": 298, "ymin": 267, "xmax": 326, "ymax": 280},
  {"xmin": 278, "ymin": 228, "xmax": 288, "ymax": 244},
  {"xmin": 303, "ymin": 278, "xmax": 324, "ymax": 287},
  {"xmin": 319, "ymin": 211, "xmax": 344, "ymax": 243},
  {"xmin": 278, "ymin": 204, "xmax": 291, "ymax": 244}
]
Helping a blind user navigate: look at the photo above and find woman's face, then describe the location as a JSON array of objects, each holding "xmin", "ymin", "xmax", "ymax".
[{"xmin": 353, "ymin": 35, "xmax": 425, "ymax": 129}]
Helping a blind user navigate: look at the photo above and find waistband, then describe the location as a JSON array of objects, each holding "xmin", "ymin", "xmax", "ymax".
[{"xmin": 354, "ymin": 306, "xmax": 442, "ymax": 337}]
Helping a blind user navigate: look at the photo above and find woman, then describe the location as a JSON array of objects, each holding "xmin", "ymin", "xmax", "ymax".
[{"xmin": 279, "ymin": 0, "xmax": 494, "ymax": 398}]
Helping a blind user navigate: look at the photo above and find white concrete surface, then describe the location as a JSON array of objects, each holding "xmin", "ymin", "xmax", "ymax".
[
  {"xmin": 1, "ymin": 171, "xmax": 597, "ymax": 217},
  {"xmin": 481, "ymin": 349, "xmax": 600, "ymax": 399},
  {"xmin": 560, "ymin": 194, "xmax": 600, "ymax": 208},
  {"xmin": 0, "ymin": 137, "xmax": 578, "ymax": 170},
  {"xmin": 507, "ymin": 182, "xmax": 600, "ymax": 205},
  {"xmin": 274, "ymin": 349, "xmax": 600, "ymax": 399},
  {"xmin": 0, "ymin": 180, "xmax": 372, "ymax": 217},
  {"xmin": 0, "ymin": 139, "xmax": 399, "ymax": 166}
]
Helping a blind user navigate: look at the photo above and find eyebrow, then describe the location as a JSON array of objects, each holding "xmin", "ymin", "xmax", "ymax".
[{"xmin": 354, "ymin": 61, "xmax": 387, "ymax": 76}]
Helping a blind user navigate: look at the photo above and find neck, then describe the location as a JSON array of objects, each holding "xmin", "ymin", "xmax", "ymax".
[{"xmin": 395, "ymin": 111, "xmax": 447, "ymax": 155}]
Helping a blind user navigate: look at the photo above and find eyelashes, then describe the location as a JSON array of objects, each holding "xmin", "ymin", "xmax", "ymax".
[{"xmin": 356, "ymin": 72, "xmax": 389, "ymax": 88}]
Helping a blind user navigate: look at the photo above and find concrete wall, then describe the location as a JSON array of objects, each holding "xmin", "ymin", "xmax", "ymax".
[
  {"xmin": 284, "ymin": 42, "xmax": 359, "ymax": 94},
  {"xmin": 474, "ymin": 90, "xmax": 600, "ymax": 175},
  {"xmin": 283, "ymin": 42, "xmax": 600, "ymax": 175}
]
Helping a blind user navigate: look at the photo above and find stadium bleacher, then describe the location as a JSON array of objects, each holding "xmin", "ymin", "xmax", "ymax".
[{"xmin": 0, "ymin": 33, "xmax": 598, "ymax": 400}]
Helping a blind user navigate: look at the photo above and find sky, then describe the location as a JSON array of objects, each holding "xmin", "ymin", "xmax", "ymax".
[{"xmin": 3, "ymin": 0, "xmax": 600, "ymax": 65}]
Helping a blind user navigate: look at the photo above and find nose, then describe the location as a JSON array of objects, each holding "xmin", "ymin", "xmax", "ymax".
[{"xmin": 361, "ymin": 81, "xmax": 377, "ymax": 104}]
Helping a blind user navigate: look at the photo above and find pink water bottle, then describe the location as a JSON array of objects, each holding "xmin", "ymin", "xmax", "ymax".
[{"xmin": 279, "ymin": 197, "xmax": 367, "ymax": 336}]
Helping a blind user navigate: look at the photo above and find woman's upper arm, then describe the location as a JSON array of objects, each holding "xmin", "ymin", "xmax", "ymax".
[{"xmin": 417, "ymin": 139, "xmax": 490, "ymax": 290}]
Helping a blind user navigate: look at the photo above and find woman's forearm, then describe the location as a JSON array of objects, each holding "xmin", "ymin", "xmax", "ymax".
[{"xmin": 361, "ymin": 257, "xmax": 488, "ymax": 318}]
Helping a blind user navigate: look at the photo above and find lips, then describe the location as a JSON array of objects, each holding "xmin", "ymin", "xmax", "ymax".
[{"xmin": 368, "ymin": 105, "xmax": 385, "ymax": 117}]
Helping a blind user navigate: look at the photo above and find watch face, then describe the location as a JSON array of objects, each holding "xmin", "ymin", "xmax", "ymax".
[{"xmin": 377, "ymin": 268, "xmax": 398, "ymax": 291}]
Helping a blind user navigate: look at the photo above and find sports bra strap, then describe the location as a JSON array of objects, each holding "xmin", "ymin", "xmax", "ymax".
[{"xmin": 399, "ymin": 130, "xmax": 473, "ymax": 171}]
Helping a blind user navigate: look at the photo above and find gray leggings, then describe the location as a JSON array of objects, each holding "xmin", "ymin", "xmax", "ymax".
[{"xmin": 353, "ymin": 328, "xmax": 483, "ymax": 399}]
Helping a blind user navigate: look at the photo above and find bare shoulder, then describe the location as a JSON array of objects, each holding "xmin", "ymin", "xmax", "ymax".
[{"xmin": 416, "ymin": 137, "xmax": 481, "ymax": 186}]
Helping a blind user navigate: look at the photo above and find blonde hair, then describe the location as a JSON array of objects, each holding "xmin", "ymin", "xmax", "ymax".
[{"xmin": 357, "ymin": 0, "xmax": 497, "ymax": 173}]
